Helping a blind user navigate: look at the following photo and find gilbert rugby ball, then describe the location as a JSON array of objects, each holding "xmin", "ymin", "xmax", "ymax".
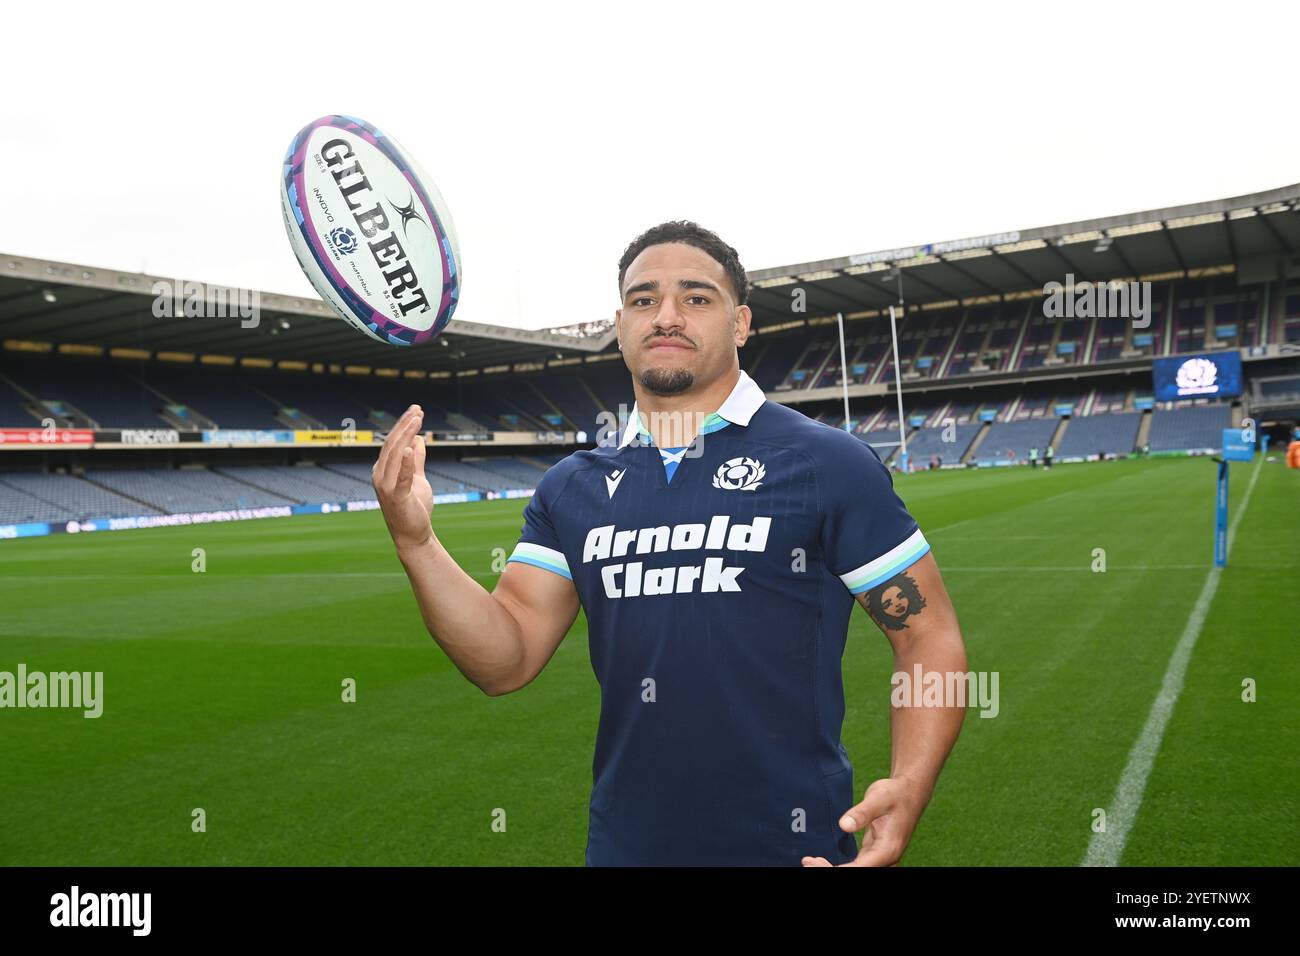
[{"xmin": 280, "ymin": 115, "xmax": 461, "ymax": 346}]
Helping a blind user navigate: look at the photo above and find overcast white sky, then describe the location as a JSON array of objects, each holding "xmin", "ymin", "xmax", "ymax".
[{"xmin": 4, "ymin": 0, "xmax": 1297, "ymax": 331}]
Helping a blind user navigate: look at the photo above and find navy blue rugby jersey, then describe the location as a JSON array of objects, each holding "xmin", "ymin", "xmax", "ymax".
[{"xmin": 507, "ymin": 369, "xmax": 930, "ymax": 866}]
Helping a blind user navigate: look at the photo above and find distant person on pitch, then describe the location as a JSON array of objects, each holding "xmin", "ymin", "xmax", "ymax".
[
  {"xmin": 371, "ymin": 221, "xmax": 967, "ymax": 867},
  {"xmin": 1029, "ymin": 446, "xmax": 1038, "ymax": 469}
]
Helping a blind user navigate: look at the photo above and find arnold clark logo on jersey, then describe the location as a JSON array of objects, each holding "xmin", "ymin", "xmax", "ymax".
[{"xmin": 584, "ymin": 515, "xmax": 771, "ymax": 598}]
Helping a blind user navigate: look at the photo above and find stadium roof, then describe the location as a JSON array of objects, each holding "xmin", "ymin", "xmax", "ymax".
[
  {"xmin": 0, "ymin": 255, "xmax": 615, "ymax": 372},
  {"xmin": 3, "ymin": 182, "xmax": 1298, "ymax": 374},
  {"xmin": 745, "ymin": 181, "xmax": 1300, "ymax": 328}
]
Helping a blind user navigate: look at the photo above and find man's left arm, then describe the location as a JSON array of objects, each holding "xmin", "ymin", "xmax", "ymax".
[{"xmin": 803, "ymin": 551, "xmax": 967, "ymax": 867}]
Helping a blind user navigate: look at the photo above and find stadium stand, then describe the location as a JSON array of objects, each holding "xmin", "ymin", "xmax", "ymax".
[
  {"xmin": 213, "ymin": 465, "xmax": 375, "ymax": 502},
  {"xmin": 584, "ymin": 363, "xmax": 634, "ymax": 416},
  {"xmin": 84, "ymin": 468, "xmax": 298, "ymax": 512},
  {"xmin": 3, "ymin": 362, "xmax": 166, "ymax": 428},
  {"xmin": 974, "ymin": 418, "xmax": 1060, "ymax": 464},
  {"xmin": 130, "ymin": 366, "xmax": 285, "ymax": 430},
  {"xmin": 1089, "ymin": 388, "xmax": 1131, "ymax": 414},
  {"xmin": 1055, "ymin": 412, "xmax": 1142, "ymax": 459},
  {"xmin": 533, "ymin": 374, "xmax": 602, "ymax": 435},
  {"xmin": 0, "ymin": 453, "xmax": 557, "ymax": 526},
  {"xmin": 334, "ymin": 379, "xmax": 460, "ymax": 432},
  {"xmin": 484, "ymin": 379, "xmax": 552, "ymax": 430},
  {"xmin": 424, "ymin": 459, "xmax": 522, "ymax": 493},
  {"xmin": 0, "ymin": 376, "xmax": 37, "ymax": 426},
  {"xmin": 0, "ymin": 471, "xmax": 162, "ymax": 523},
  {"xmin": 1010, "ymin": 392, "xmax": 1052, "ymax": 421},
  {"xmin": 905, "ymin": 423, "xmax": 982, "ymax": 465},
  {"xmin": 1146, "ymin": 404, "xmax": 1233, "ymax": 452},
  {"xmin": 459, "ymin": 378, "xmax": 548, "ymax": 431},
  {"xmin": 751, "ymin": 338, "xmax": 806, "ymax": 391},
  {"xmin": 248, "ymin": 377, "xmax": 370, "ymax": 430},
  {"xmin": 464, "ymin": 457, "xmax": 549, "ymax": 488},
  {"xmin": 0, "ymin": 482, "xmax": 68, "ymax": 525},
  {"xmin": 325, "ymin": 463, "xmax": 491, "ymax": 496}
]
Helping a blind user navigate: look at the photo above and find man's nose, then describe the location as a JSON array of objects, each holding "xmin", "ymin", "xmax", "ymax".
[{"xmin": 651, "ymin": 298, "xmax": 685, "ymax": 333}]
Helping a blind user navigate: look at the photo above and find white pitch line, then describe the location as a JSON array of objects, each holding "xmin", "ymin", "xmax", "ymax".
[{"xmin": 1083, "ymin": 456, "xmax": 1264, "ymax": 867}]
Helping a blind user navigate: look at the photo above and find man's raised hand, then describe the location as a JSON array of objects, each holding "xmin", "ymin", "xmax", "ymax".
[{"xmin": 372, "ymin": 405, "xmax": 435, "ymax": 553}]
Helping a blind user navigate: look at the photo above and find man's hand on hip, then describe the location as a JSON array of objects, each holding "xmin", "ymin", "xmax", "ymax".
[{"xmin": 801, "ymin": 775, "xmax": 931, "ymax": 867}]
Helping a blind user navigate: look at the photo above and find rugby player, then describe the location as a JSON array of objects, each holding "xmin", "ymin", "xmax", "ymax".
[{"xmin": 372, "ymin": 221, "xmax": 968, "ymax": 866}]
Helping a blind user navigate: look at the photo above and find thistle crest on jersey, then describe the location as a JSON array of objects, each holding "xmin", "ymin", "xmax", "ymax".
[{"xmin": 712, "ymin": 456, "xmax": 765, "ymax": 491}]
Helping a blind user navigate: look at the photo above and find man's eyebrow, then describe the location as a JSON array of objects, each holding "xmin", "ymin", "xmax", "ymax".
[
  {"xmin": 624, "ymin": 280, "xmax": 658, "ymax": 298},
  {"xmin": 623, "ymin": 278, "xmax": 722, "ymax": 299},
  {"xmin": 679, "ymin": 279, "xmax": 721, "ymax": 295}
]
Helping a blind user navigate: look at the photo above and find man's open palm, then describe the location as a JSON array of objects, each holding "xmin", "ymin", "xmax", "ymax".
[{"xmin": 372, "ymin": 406, "xmax": 435, "ymax": 551}]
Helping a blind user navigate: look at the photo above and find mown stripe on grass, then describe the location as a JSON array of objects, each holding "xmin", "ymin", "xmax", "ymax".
[{"xmin": 1083, "ymin": 456, "xmax": 1263, "ymax": 867}]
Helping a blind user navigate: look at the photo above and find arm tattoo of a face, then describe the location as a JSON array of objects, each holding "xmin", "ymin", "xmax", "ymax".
[{"xmin": 866, "ymin": 572, "xmax": 927, "ymax": 631}]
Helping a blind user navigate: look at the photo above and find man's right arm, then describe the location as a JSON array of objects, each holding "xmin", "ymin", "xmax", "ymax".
[
  {"xmin": 397, "ymin": 541, "xmax": 580, "ymax": 696},
  {"xmin": 374, "ymin": 406, "xmax": 580, "ymax": 697}
]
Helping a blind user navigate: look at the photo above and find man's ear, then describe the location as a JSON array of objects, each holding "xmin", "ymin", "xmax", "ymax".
[{"xmin": 734, "ymin": 304, "xmax": 753, "ymax": 346}]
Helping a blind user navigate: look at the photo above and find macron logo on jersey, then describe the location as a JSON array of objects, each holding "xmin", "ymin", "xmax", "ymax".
[
  {"xmin": 605, "ymin": 469, "xmax": 626, "ymax": 499},
  {"xmin": 582, "ymin": 515, "xmax": 771, "ymax": 599}
]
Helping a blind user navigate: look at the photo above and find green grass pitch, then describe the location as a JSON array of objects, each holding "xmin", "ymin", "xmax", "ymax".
[{"xmin": 0, "ymin": 456, "xmax": 1295, "ymax": 865}]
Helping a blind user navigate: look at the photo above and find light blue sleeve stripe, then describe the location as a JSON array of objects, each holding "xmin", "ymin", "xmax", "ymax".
[
  {"xmin": 844, "ymin": 541, "xmax": 930, "ymax": 594},
  {"xmin": 839, "ymin": 529, "xmax": 931, "ymax": 594},
  {"xmin": 507, "ymin": 553, "xmax": 573, "ymax": 580},
  {"xmin": 507, "ymin": 542, "xmax": 573, "ymax": 581}
]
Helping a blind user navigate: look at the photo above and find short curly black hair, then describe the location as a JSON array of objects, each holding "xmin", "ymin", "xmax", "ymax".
[{"xmin": 617, "ymin": 220, "xmax": 750, "ymax": 306}]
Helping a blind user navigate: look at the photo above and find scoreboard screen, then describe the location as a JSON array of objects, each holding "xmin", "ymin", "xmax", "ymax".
[{"xmin": 1151, "ymin": 352, "xmax": 1243, "ymax": 401}]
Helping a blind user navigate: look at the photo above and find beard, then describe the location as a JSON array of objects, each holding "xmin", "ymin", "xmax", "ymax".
[{"xmin": 640, "ymin": 366, "xmax": 694, "ymax": 396}]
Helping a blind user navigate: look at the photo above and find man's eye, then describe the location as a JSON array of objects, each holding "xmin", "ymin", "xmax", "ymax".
[
  {"xmin": 687, "ymin": 295, "xmax": 708, "ymax": 305},
  {"xmin": 633, "ymin": 297, "xmax": 653, "ymax": 307}
]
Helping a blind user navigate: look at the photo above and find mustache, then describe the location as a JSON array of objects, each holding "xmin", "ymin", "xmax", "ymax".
[{"xmin": 644, "ymin": 332, "xmax": 695, "ymax": 348}]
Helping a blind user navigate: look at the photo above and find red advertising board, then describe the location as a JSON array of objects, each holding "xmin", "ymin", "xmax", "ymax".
[{"xmin": 0, "ymin": 429, "xmax": 96, "ymax": 445}]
